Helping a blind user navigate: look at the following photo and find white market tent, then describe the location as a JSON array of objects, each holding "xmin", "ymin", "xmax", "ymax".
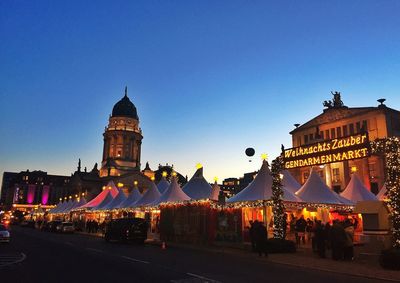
[
  {"xmin": 282, "ymin": 170, "xmax": 301, "ymax": 194},
  {"xmin": 210, "ymin": 181, "xmax": 221, "ymax": 201},
  {"xmin": 377, "ymin": 184, "xmax": 387, "ymax": 201},
  {"xmin": 49, "ymin": 201, "xmax": 64, "ymax": 213},
  {"xmin": 61, "ymin": 199, "xmax": 78, "ymax": 213},
  {"xmin": 102, "ymin": 189, "xmax": 127, "ymax": 210},
  {"xmin": 157, "ymin": 177, "xmax": 170, "ymax": 194},
  {"xmin": 133, "ymin": 182, "xmax": 161, "ymax": 207},
  {"xmin": 227, "ymin": 160, "xmax": 302, "ymax": 203},
  {"xmin": 92, "ymin": 191, "xmax": 115, "ymax": 211},
  {"xmin": 71, "ymin": 197, "xmax": 87, "ymax": 211},
  {"xmin": 340, "ymin": 173, "xmax": 377, "ymax": 202},
  {"xmin": 182, "ymin": 167, "xmax": 212, "ymax": 200},
  {"xmin": 295, "ymin": 169, "xmax": 353, "ymax": 205},
  {"xmin": 152, "ymin": 176, "xmax": 190, "ymax": 206},
  {"xmin": 58, "ymin": 199, "xmax": 74, "ymax": 213},
  {"xmin": 79, "ymin": 181, "xmax": 119, "ymax": 209},
  {"xmin": 120, "ymin": 187, "xmax": 142, "ymax": 208}
]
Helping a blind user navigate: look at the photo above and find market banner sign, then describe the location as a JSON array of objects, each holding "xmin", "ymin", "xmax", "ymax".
[{"xmin": 283, "ymin": 133, "xmax": 370, "ymax": 169}]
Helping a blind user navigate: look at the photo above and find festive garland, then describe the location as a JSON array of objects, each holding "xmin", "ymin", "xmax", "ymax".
[
  {"xmin": 370, "ymin": 137, "xmax": 400, "ymax": 248},
  {"xmin": 271, "ymin": 156, "xmax": 286, "ymax": 239}
]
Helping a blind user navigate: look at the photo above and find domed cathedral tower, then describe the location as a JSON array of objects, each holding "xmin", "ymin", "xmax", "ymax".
[{"xmin": 100, "ymin": 87, "xmax": 143, "ymax": 177}]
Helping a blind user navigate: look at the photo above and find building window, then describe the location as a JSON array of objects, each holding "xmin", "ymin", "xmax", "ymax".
[
  {"xmin": 343, "ymin": 125, "xmax": 348, "ymax": 136},
  {"xmin": 362, "ymin": 120, "xmax": 368, "ymax": 132},
  {"xmin": 319, "ymin": 131, "xmax": 324, "ymax": 139},
  {"xmin": 336, "ymin": 127, "xmax": 342, "ymax": 138},
  {"xmin": 369, "ymin": 163, "xmax": 377, "ymax": 178},
  {"xmin": 297, "ymin": 136, "xmax": 301, "ymax": 146},
  {"xmin": 22, "ymin": 176, "xmax": 29, "ymax": 181},
  {"xmin": 325, "ymin": 130, "xmax": 330, "ymax": 140},
  {"xmin": 303, "ymin": 171, "xmax": 309, "ymax": 183},
  {"xmin": 349, "ymin": 124, "xmax": 355, "ymax": 135},
  {"xmin": 309, "ymin": 133, "xmax": 314, "ymax": 141},
  {"xmin": 331, "ymin": 128, "xmax": 336, "ymax": 139},
  {"xmin": 356, "ymin": 121, "xmax": 361, "ymax": 133},
  {"xmin": 304, "ymin": 135, "xmax": 309, "ymax": 144},
  {"xmin": 332, "ymin": 168, "xmax": 340, "ymax": 183}
]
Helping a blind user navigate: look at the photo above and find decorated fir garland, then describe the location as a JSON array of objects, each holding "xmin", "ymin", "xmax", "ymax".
[
  {"xmin": 370, "ymin": 137, "xmax": 400, "ymax": 248},
  {"xmin": 271, "ymin": 156, "xmax": 286, "ymax": 239}
]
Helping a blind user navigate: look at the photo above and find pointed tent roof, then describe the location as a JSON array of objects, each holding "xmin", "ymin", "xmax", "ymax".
[
  {"xmin": 182, "ymin": 167, "xmax": 212, "ymax": 200},
  {"xmin": 296, "ymin": 168, "xmax": 353, "ymax": 205},
  {"xmin": 157, "ymin": 177, "xmax": 170, "ymax": 194},
  {"xmin": 227, "ymin": 161, "xmax": 302, "ymax": 203},
  {"xmin": 341, "ymin": 174, "xmax": 377, "ymax": 202},
  {"xmin": 92, "ymin": 191, "xmax": 115, "ymax": 211},
  {"xmin": 59, "ymin": 199, "xmax": 74, "ymax": 213},
  {"xmin": 282, "ymin": 170, "xmax": 301, "ymax": 194},
  {"xmin": 62, "ymin": 199, "xmax": 78, "ymax": 213},
  {"xmin": 119, "ymin": 187, "xmax": 142, "ymax": 208},
  {"xmin": 102, "ymin": 189, "xmax": 127, "ymax": 210},
  {"xmin": 210, "ymin": 181, "xmax": 221, "ymax": 201},
  {"xmin": 71, "ymin": 197, "xmax": 87, "ymax": 211},
  {"xmin": 79, "ymin": 181, "xmax": 119, "ymax": 209},
  {"xmin": 153, "ymin": 177, "xmax": 190, "ymax": 205},
  {"xmin": 134, "ymin": 182, "xmax": 161, "ymax": 207},
  {"xmin": 49, "ymin": 201, "xmax": 63, "ymax": 213},
  {"xmin": 377, "ymin": 184, "xmax": 388, "ymax": 201}
]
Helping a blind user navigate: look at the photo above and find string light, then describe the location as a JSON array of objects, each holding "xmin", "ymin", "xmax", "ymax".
[
  {"xmin": 371, "ymin": 137, "xmax": 400, "ymax": 248},
  {"xmin": 271, "ymin": 156, "xmax": 286, "ymax": 239}
]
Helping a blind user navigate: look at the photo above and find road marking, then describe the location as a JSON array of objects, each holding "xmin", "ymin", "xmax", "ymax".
[
  {"xmin": 120, "ymin": 255, "xmax": 149, "ymax": 264},
  {"xmin": 0, "ymin": 253, "xmax": 27, "ymax": 268},
  {"xmin": 64, "ymin": 242, "xmax": 74, "ymax": 247},
  {"xmin": 85, "ymin": 248, "xmax": 104, "ymax": 253},
  {"xmin": 186, "ymin": 272, "xmax": 220, "ymax": 283}
]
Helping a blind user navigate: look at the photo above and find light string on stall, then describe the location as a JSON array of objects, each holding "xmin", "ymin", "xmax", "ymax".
[{"xmin": 370, "ymin": 137, "xmax": 400, "ymax": 248}]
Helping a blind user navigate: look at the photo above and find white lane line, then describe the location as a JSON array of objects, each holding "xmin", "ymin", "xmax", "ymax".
[
  {"xmin": 186, "ymin": 272, "xmax": 220, "ymax": 283},
  {"xmin": 0, "ymin": 253, "xmax": 27, "ymax": 268},
  {"xmin": 85, "ymin": 248, "xmax": 104, "ymax": 253},
  {"xmin": 120, "ymin": 255, "xmax": 149, "ymax": 264},
  {"xmin": 64, "ymin": 242, "xmax": 74, "ymax": 247}
]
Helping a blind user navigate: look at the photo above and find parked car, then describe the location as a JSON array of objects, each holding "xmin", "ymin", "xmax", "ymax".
[
  {"xmin": 56, "ymin": 222, "xmax": 75, "ymax": 233},
  {"xmin": 48, "ymin": 220, "xmax": 63, "ymax": 232},
  {"xmin": 0, "ymin": 224, "xmax": 10, "ymax": 243},
  {"xmin": 105, "ymin": 218, "xmax": 148, "ymax": 244}
]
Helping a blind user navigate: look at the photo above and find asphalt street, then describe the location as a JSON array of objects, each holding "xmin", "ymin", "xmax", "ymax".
[{"xmin": 0, "ymin": 226, "xmax": 391, "ymax": 283}]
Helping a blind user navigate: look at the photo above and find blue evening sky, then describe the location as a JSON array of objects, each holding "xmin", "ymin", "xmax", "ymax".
[{"xmin": 1, "ymin": 1, "xmax": 400, "ymax": 183}]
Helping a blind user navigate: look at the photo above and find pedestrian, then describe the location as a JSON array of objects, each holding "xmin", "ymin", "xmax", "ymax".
[
  {"xmin": 255, "ymin": 221, "xmax": 268, "ymax": 257},
  {"xmin": 314, "ymin": 220, "xmax": 326, "ymax": 258},
  {"xmin": 344, "ymin": 219, "xmax": 354, "ymax": 261},
  {"xmin": 331, "ymin": 220, "xmax": 346, "ymax": 260},
  {"xmin": 249, "ymin": 220, "xmax": 256, "ymax": 252},
  {"xmin": 295, "ymin": 215, "xmax": 307, "ymax": 245},
  {"xmin": 324, "ymin": 222, "xmax": 332, "ymax": 250}
]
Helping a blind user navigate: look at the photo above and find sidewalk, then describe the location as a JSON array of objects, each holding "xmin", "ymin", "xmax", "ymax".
[{"xmin": 77, "ymin": 231, "xmax": 400, "ymax": 282}]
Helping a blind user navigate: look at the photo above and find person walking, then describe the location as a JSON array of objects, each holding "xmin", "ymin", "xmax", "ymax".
[
  {"xmin": 255, "ymin": 221, "xmax": 268, "ymax": 257},
  {"xmin": 344, "ymin": 219, "xmax": 355, "ymax": 261},
  {"xmin": 331, "ymin": 220, "xmax": 346, "ymax": 260},
  {"xmin": 295, "ymin": 215, "xmax": 307, "ymax": 245},
  {"xmin": 249, "ymin": 220, "xmax": 256, "ymax": 252},
  {"xmin": 315, "ymin": 220, "xmax": 326, "ymax": 258}
]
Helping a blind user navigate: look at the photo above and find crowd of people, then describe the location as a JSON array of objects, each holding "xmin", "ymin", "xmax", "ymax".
[{"xmin": 291, "ymin": 215, "xmax": 357, "ymax": 261}]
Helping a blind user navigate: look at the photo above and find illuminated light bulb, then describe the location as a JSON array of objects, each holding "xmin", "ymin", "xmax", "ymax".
[
  {"xmin": 351, "ymin": 166, "xmax": 357, "ymax": 173},
  {"xmin": 75, "ymin": 194, "xmax": 78, "ymax": 198},
  {"xmin": 196, "ymin": 163, "xmax": 203, "ymax": 169},
  {"xmin": 151, "ymin": 176, "xmax": 155, "ymax": 181},
  {"xmin": 117, "ymin": 183, "xmax": 124, "ymax": 188},
  {"xmin": 69, "ymin": 196, "xmax": 72, "ymax": 199},
  {"xmin": 172, "ymin": 171, "xmax": 177, "ymax": 177},
  {"xmin": 279, "ymin": 173, "xmax": 284, "ymax": 180},
  {"xmin": 162, "ymin": 171, "xmax": 167, "ymax": 177},
  {"xmin": 59, "ymin": 198, "xmax": 62, "ymax": 201},
  {"xmin": 134, "ymin": 181, "xmax": 138, "ymax": 186},
  {"xmin": 261, "ymin": 153, "xmax": 268, "ymax": 161},
  {"xmin": 214, "ymin": 176, "xmax": 218, "ymax": 182}
]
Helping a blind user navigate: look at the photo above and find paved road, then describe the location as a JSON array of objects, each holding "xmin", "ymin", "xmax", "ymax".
[{"xmin": 0, "ymin": 226, "xmax": 390, "ymax": 283}]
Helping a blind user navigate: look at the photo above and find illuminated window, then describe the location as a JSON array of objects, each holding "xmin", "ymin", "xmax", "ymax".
[
  {"xmin": 343, "ymin": 125, "xmax": 348, "ymax": 136},
  {"xmin": 369, "ymin": 163, "xmax": 377, "ymax": 178},
  {"xmin": 303, "ymin": 171, "xmax": 309, "ymax": 182},
  {"xmin": 332, "ymin": 168, "xmax": 340, "ymax": 183},
  {"xmin": 22, "ymin": 176, "xmax": 29, "ymax": 181},
  {"xmin": 349, "ymin": 124, "xmax": 355, "ymax": 135}
]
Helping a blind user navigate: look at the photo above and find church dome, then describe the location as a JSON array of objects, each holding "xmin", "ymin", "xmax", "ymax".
[{"xmin": 111, "ymin": 87, "xmax": 139, "ymax": 119}]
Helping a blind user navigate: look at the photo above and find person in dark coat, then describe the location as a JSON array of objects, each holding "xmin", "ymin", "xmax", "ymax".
[
  {"xmin": 249, "ymin": 220, "xmax": 256, "ymax": 252},
  {"xmin": 324, "ymin": 222, "xmax": 332, "ymax": 250},
  {"xmin": 255, "ymin": 221, "xmax": 268, "ymax": 257},
  {"xmin": 331, "ymin": 220, "xmax": 346, "ymax": 260},
  {"xmin": 344, "ymin": 219, "xmax": 355, "ymax": 261},
  {"xmin": 295, "ymin": 215, "xmax": 307, "ymax": 245},
  {"xmin": 314, "ymin": 220, "xmax": 326, "ymax": 258}
]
